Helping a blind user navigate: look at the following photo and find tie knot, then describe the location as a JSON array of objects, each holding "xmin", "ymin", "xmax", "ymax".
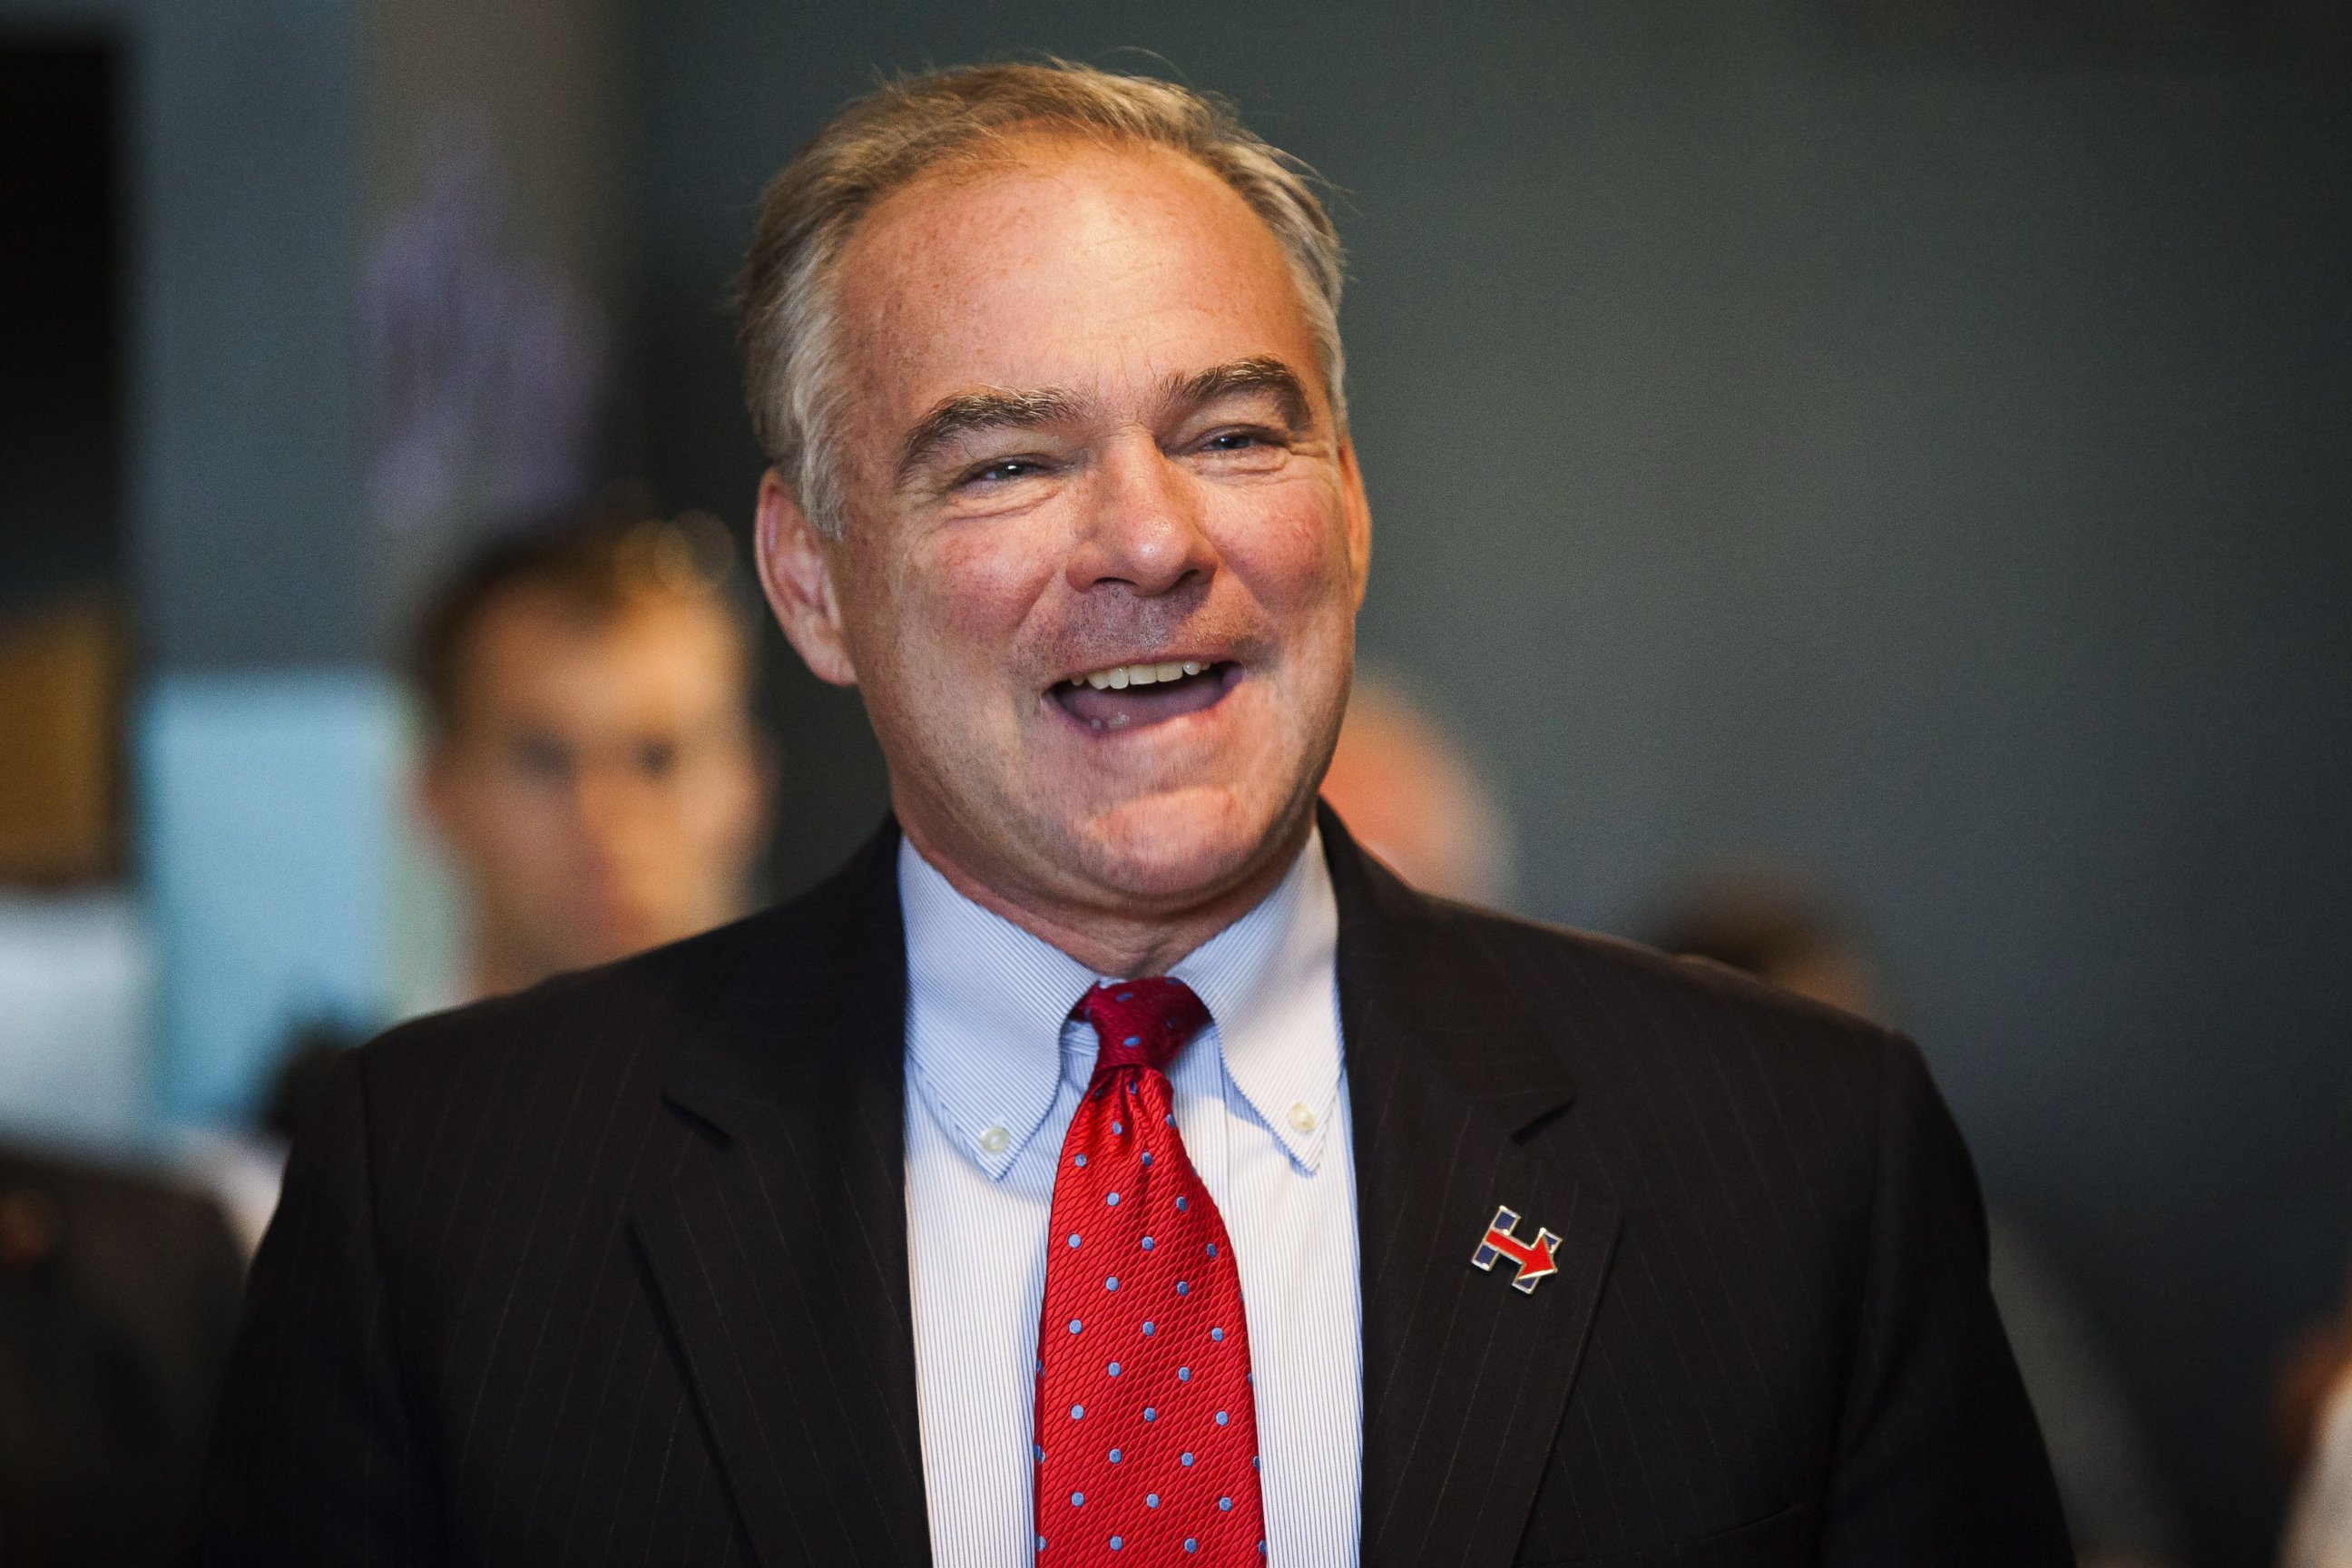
[{"xmin": 1073, "ymin": 977, "xmax": 1210, "ymax": 1074}]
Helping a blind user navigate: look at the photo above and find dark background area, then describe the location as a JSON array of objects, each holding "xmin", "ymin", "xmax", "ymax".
[
  {"xmin": 627, "ymin": 5, "xmax": 2351, "ymax": 1563},
  {"xmin": 0, "ymin": 41, "xmax": 119, "ymax": 621}
]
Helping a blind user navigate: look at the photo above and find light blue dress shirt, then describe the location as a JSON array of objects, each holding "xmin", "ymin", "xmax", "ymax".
[{"xmin": 901, "ymin": 828, "xmax": 1363, "ymax": 1567}]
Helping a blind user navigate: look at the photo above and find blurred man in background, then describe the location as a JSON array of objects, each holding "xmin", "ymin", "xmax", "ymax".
[
  {"xmin": 413, "ymin": 511, "xmax": 772, "ymax": 1001},
  {"xmin": 205, "ymin": 511, "xmax": 777, "ymax": 1246},
  {"xmin": 1652, "ymin": 877, "xmax": 2183, "ymax": 1568}
]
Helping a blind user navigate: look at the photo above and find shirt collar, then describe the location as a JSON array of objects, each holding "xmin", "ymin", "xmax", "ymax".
[
  {"xmin": 899, "ymin": 827, "xmax": 1341, "ymax": 1181},
  {"xmin": 1165, "ymin": 830, "xmax": 1341, "ymax": 1172}
]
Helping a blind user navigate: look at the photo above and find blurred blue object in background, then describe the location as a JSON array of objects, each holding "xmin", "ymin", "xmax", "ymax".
[
  {"xmin": 138, "ymin": 670, "xmax": 423, "ymax": 1125},
  {"xmin": 0, "ymin": 891, "xmax": 149, "ymax": 1148}
]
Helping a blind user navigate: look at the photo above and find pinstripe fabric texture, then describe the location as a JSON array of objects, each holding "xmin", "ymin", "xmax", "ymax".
[
  {"xmin": 899, "ymin": 834, "xmax": 1360, "ymax": 1568},
  {"xmin": 187, "ymin": 808, "xmax": 2070, "ymax": 1566}
]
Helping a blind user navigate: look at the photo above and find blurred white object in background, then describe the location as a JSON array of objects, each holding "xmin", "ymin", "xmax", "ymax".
[{"xmin": 0, "ymin": 890, "xmax": 151, "ymax": 1149}]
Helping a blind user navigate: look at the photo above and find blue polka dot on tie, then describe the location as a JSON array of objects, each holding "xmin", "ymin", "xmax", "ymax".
[
  {"xmin": 1118, "ymin": 992, "xmax": 1133, "ymax": 1002},
  {"xmin": 1141, "ymin": 1152, "xmax": 1152, "ymax": 1168},
  {"xmin": 1112, "ymin": 1121, "xmax": 1123, "ymax": 1135},
  {"xmin": 1206, "ymin": 1242, "xmax": 1218, "ymax": 1259},
  {"xmin": 1105, "ymin": 1276, "xmax": 1120, "ymax": 1291},
  {"xmin": 1142, "ymin": 1321, "xmax": 1156, "ymax": 1336},
  {"xmin": 1146, "ymin": 1493, "xmax": 1161, "ymax": 1508},
  {"xmin": 1220, "ymin": 1497, "xmax": 1233, "ymax": 1512},
  {"xmin": 1111, "ymin": 1537, "xmax": 1123, "ymax": 1551},
  {"xmin": 1068, "ymin": 1234, "xmax": 1082, "ymax": 1249},
  {"xmin": 1186, "ymin": 1538, "xmax": 1199, "ymax": 1553},
  {"xmin": 1141, "ymin": 1236, "xmax": 1155, "ymax": 1250},
  {"xmin": 1216, "ymin": 1410, "xmax": 1230, "ymax": 1426},
  {"xmin": 1175, "ymin": 1196, "xmax": 1188, "ymax": 1211},
  {"xmin": 1108, "ymin": 1361, "xmax": 1122, "ymax": 1377},
  {"xmin": 1165, "ymin": 1114, "xmax": 1176, "ymax": 1127},
  {"xmin": 1210, "ymin": 1328, "xmax": 1224, "ymax": 1341},
  {"xmin": 1176, "ymin": 1281, "xmax": 1190, "ymax": 1296},
  {"xmin": 1109, "ymin": 1447, "xmax": 1122, "ymax": 1462},
  {"xmin": 1068, "ymin": 1318, "xmax": 1083, "ymax": 1334},
  {"xmin": 1124, "ymin": 1035, "xmax": 1140, "ymax": 1047},
  {"xmin": 1106, "ymin": 1192, "xmax": 1121, "ymax": 1207},
  {"xmin": 1071, "ymin": 1491, "xmax": 1084, "ymax": 1506},
  {"xmin": 1143, "ymin": 1406, "xmax": 1158, "ymax": 1422},
  {"xmin": 1181, "ymin": 1452, "xmax": 1195, "ymax": 1466},
  {"xmin": 1073, "ymin": 1154, "xmax": 1087, "ymax": 1168},
  {"xmin": 1178, "ymin": 1367, "xmax": 1191, "ymax": 1381},
  {"xmin": 1071, "ymin": 1404, "xmax": 1084, "ymax": 1419}
]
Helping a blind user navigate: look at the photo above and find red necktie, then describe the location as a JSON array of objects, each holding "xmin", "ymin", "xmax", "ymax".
[{"xmin": 1034, "ymin": 978, "xmax": 1267, "ymax": 1564}]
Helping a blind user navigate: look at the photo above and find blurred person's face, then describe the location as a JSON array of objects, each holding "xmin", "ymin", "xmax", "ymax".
[
  {"xmin": 756, "ymin": 136, "xmax": 1370, "ymax": 968},
  {"xmin": 421, "ymin": 588, "xmax": 768, "ymax": 998},
  {"xmin": 1318, "ymin": 700, "xmax": 1511, "ymax": 908}
]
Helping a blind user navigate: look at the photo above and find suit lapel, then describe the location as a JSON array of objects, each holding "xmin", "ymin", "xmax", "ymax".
[
  {"xmin": 630, "ymin": 824, "xmax": 932, "ymax": 1568},
  {"xmin": 1327, "ymin": 808, "xmax": 1622, "ymax": 1568}
]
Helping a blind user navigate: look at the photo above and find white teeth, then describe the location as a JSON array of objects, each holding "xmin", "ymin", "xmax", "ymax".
[{"xmin": 1072, "ymin": 660, "xmax": 1215, "ymax": 691}]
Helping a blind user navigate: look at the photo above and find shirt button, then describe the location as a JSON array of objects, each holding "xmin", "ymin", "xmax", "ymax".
[
  {"xmin": 978, "ymin": 1125, "xmax": 1010, "ymax": 1154},
  {"xmin": 1287, "ymin": 1102, "xmax": 1317, "ymax": 1133}
]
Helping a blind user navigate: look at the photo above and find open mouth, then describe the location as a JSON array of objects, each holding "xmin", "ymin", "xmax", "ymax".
[{"xmin": 1052, "ymin": 660, "xmax": 1239, "ymax": 731}]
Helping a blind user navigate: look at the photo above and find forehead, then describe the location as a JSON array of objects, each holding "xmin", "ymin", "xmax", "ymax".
[
  {"xmin": 831, "ymin": 135, "xmax": 1320, "ymax": 426},
  {"xmin": 457, "ymin": 589, "xmax": 745, "ymax": 719}
]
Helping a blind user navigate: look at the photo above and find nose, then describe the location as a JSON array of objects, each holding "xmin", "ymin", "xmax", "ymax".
[{"xmin": 1063, "ymin": 435, "xmax": 1217, "ymax": 598}]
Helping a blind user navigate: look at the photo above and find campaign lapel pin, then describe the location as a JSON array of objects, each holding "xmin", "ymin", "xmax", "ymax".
[{"xmin": 1470, "ymin": 1203, "xmax": 1562, "ymax": 1294}]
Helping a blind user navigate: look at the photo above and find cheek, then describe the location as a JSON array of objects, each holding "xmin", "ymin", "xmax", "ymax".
[
  {"xmin": 925, "ymin": 528, "xmax": 1051, "ymax": 649},
  {"xmin": 860, "ymin": 525, "xmax": 1061, "ymax": 706},
  {"xmin": 1212, "ymin": 484, "xmax": 1357, "ymax": 620}
]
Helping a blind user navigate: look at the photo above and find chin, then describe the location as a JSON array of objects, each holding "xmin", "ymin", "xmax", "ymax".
[{"xmin": 1067, "ymin": 786, "xmax": 1302, "ymax": 905}]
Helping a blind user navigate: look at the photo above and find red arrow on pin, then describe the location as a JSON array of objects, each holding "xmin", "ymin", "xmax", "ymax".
[{"xmin": 1470, "ymin": 1204, "xmax": 1561, "ymax": 1294}]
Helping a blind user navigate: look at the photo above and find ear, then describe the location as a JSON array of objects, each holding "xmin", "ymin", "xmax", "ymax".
[
  {"xmin": 755, "ymin": 468, "xmax": 858, "ymax": 687},
  {"xmin": 1337, "ymin": 436, "xmax": 1374, "ymax": 612}
]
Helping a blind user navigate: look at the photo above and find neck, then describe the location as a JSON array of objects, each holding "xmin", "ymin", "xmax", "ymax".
[{"xmin": 897, "ymin": 811, "xmax": 1316, "ymax": 978}]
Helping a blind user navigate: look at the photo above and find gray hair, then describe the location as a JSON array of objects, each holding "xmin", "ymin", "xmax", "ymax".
[{"xmin": 735, "ymin": 61, "xmax": 1347, "ymax": 539}]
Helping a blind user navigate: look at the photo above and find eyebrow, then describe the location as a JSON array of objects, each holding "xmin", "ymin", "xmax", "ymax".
[
  {"xmin": 895, "ymin": 387, "xmax": 1084, "ymax": 483},
  {"xmin": 1166, "ymin": 356, "xmax": 1313, "ymax": 433},
  {"xmin": 890, "ymin": 356, "xmax": 1318, "ymax": 485}
]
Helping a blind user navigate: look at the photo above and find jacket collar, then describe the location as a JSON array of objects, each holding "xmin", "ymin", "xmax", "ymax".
[{"xmin": 1322, "ymin": 803, "xmax": 1622, "ymax": 1568}]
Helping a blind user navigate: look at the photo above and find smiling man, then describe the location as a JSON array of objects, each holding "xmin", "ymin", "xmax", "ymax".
[{"xmin": 190, "ymin": 64, "xmax": 2071, "ymax": 1568}]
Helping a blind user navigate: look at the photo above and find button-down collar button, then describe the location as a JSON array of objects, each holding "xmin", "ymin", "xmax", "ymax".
[
  {"xmin": 978, "ymin": 1124, "xmax": 1010, "ymax": 1154},
  {"xmin": 1287, "ymin": 1102, "xmax": 1317, "ymax": 1134}
]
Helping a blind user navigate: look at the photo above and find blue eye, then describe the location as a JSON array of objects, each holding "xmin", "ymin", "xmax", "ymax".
[{"xmin": 968, "ymin": 457, "xmax": 1046, "ymax": 486}]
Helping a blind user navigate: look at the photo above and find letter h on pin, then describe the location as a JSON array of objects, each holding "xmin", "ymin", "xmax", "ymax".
[{"xmin": 1471, "ymin": 1204, "xmax": 1562, "ymax": 1294}]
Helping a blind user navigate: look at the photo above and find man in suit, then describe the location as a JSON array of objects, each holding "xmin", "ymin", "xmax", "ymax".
[{"xmin": 190, "ymin": 62, "xmax": 2071, "ymax": 1566}]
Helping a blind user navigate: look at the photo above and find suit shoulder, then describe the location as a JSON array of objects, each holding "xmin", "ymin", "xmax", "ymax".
[
  {"xmin": 350, "ymin": 900, "xmax": 805, "ymax": 1112},
  {"xmin": 1428, "ymin": 896, "xmax": 1901, "ymax": 1084}
]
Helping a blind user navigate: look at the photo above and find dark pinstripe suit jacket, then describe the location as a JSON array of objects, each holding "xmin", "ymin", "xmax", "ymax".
[{"xmin": 187, "ymin": 809, "xmax": 2071, "ymax": 1566}]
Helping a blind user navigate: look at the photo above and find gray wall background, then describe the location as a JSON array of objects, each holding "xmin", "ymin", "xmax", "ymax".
[{"xmin": 631, "ymin": 4, "xmax": 2350, "ymax": 1563}]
